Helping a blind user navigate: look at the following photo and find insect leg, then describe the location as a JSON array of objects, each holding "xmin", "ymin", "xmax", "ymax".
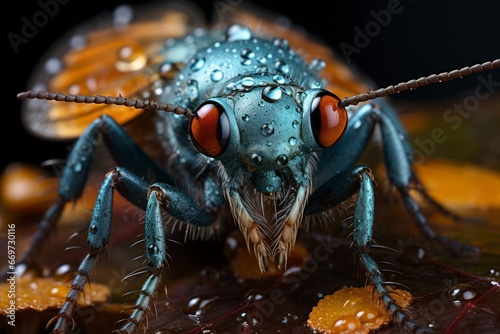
[
  {"xmin": 0, "ymin": 115, "xmax": 172, "ymax": 279},
  {"xmin": 306, "ymin": 167, "xmax": 431, "ymax": 333},
  {"xmin": 45, "ymin": 166, "xmax": 144, "ymax": 332},
  {"xmin": 315, "ymin": 102, "xmax": 478, "ymax": 254},
  {"xmin": 375, "ymin": 102, "xmax": 479, "ymax": 254},
  {"xmin": 118, "ymin": 182, "xmax": 214, "ymax": 333}
]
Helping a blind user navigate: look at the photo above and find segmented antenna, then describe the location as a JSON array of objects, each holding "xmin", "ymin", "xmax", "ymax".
[
  {"xmin": 16, "ymin": 90, "xmax": 195, "ymax": 117},
  {"xmin": 339, "ymin": 59, "xmax": 500, "ymax": 107}
]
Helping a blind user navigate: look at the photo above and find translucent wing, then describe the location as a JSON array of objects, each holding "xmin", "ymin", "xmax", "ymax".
[
  {"xmin": 216, "ymin": 4, "xmax": 373, "ymax": 99},
  {"xmin": 21, "ymin": 1, "xmax": 208, "ymax": 140}
]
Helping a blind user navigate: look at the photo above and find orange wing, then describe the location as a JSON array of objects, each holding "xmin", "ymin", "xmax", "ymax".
[
  {"xmin": 21, "ymin": 1, "xmax": 371, "ymax": 141},
  {"xmin": 21, "ymin": 1, "xmax": 208, "ymax": 140}
]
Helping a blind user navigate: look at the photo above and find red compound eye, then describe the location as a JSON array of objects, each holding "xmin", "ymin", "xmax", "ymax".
[
  {"xmin": 310, "ymin": 93, "xmax": 348, "ymax": 148},
  {"xmin": 190, "ymin": 102, "xmax": 230, "ymax": 157}
]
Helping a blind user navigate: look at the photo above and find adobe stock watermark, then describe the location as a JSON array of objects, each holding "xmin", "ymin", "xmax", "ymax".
[
  {"xmin": 339, "ymin": 0, "xmax": 410, "ymax": 64},
  {"xmin": 8, "ymin": 0, "xmax": 70, "ymax": 54},
  {"xmin": 411, "ymin": 73, "xmax": 500, "ymax": 162}
]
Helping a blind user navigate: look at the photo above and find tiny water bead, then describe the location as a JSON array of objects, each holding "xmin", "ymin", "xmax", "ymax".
[
  {"xmin": 189, "ymin": 57, "xmax": 205, "ymax": 72},
  {"xmin": 244, "ymin": 289, "xmax": 265, "ymax": 303},
  {"xmin": 210, "ymin": 70, "xmax": 224, "ymax": 82},
  {"xmin": 261, "ymin": 123, "xmax": 275, "ymax": 137},
  {"xmin": 116, "ymin": 44, "xmax": 147, "ymax": 72},
  {"xmin": 447, "ymin": 283, "xmax": 478, "ymax": 303},
  {"xmin": 182, "ymin": 295, "xmax": 219, "ymax": 316},
  {"xmin": 262, "ymin": 86, "xmax": 283, "ymax": 102},
  {"xmin": 486, "ymin": 268, "xmax": 500, "ymax": 277},
  {"xmin": 53, "ymin": 263, "xmax": 78, "ymax": 280}
]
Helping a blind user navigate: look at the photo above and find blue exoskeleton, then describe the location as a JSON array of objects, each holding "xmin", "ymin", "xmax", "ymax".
[{"xmin": 6, "ymin": 2, "xmax": 499, "ymax": 333}]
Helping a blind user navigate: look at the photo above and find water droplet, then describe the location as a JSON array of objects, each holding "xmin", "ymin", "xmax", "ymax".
[
  {"xmin": 281, "ymin": 313, "xmax": 300, "ymax": 324},
  {"xmin": 289, "ymin": 137, "xmax": 297, "ymax": 145},
  {"xmin": 241, "ymin": 77, "xmax": 255, "ymax": 88},
  {"xmin": 250, "ymin": 154, "xmax": 262, "ymax": 166},
  {"xmin": 17, "ymin": 262, "xmax": 48, "ymax": 278},
  {"xmin": 261, "ymin": 124, "xmax": 275, "ymax": 136},
  {"xmin": 258, "ymin": 100, "xmax": 265, "ymax": 107},
  {"xmin": 262, "ymin": 86, "xmax": 282, "ymax": 102},
  {"xmin": 273, "ymin": 38, "xmax": 289, "ymax": 50},
  {"xmin": 189, "ymin": 57, "xmax": 205, "ymax": 71},
  {"xmin": 116, "ymin": 44, "xmax": 147, "ymax": 71},
  {"xmin": 89, "ymin": 225, "xmax": 98, "ymax": 234},
  {"xmin": 295, "ymin": 91, "xmax": 306, "ymax": 103},
  {"xmin": 241, "ymin": 48, "xmax": 255, "ymax": 59},
  {"xmin": 54, "ymin": 263, "xmax": 76, "ymax": 280},
  {"xmin": 292, "ymin": 120, "xmax": 299, "ymax": 128},
  {"xmin": 332, "ymin": 315, "xmax": 361, "ymax": 332},
  {"xmin": 199, "ymin": 329, "xmax": 217, "ymax": 334},
  {"xmin": 69, "ymin": 34, "xmax": 87, "ymax": 49},
  {"xmin": 276, "ymin": 155, "xmax": 288, "ymax": 166},
  {"xmin": 210, "ymin": 70, "xmax": 224, "ymax": 82},
  {"xmin": 148, "ymin": 244, "xmax": 159, "ymax": 254},
  {"xmin": 274, "ymin": 60, "xmax": 289, "ymax": 74},
  {"xmin": 257, "ymin": 56, "xmax": 267, "ymax": 64},
  {"xmin": 273, "ymin": 74, "xmax": 285, "ymax": 84},
  {"xmin": 355, "ymin": 307, "xmax": 379, "ymax": 323},
  {"xmin": 113, "ymin": 4, "xmax": 133, "ymax": 26},
  {"xmin": 309, "ymin": 58, "xmax": 325, "ymax": 72},
  {"xmin": 310, "ymin": 81, "xmax": 321, "ymax": 89},
  {"xmin": 45, "ymin": 57, "xmax": 62, "ymax": 75},
  {"xmin": 159, "ymin": 62, "xmax": 178, "ymax": 80},
  {"xmin": 447, "ymin": 284, "xmax": 477, "ymax": 302},
  {"xmin": 226, "ymin": 24, "xmax": 252, "ymax": 41},
  {"xmin": 486, "ymin": 268, "xmax": 500, "ymax": 277},
  {"xmin": 182, "ymin": 295, "xmax": 218, "ymax": 316},
  {"xmin": 73, "ymin": 162, "xmax": 82, "ymax": 173},
  {"xmin": 247, "ymin": 310, "xmax": 264, "ymax": 327},
  {"xmin": 241, "ymin": 59, "xmax": 252, "ymax": 66},
  {"xmin": 242, "ymin": 114, "xmax": 250, "ymax": 121},
  {"xmin": 244, "ymin": 289, "xmax": 265, "ymax": 303}
]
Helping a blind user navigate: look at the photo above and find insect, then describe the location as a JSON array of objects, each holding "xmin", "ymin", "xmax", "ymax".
[{"xmin": 4, "ymin": 0, "xmax": 499, "ymax": 333}]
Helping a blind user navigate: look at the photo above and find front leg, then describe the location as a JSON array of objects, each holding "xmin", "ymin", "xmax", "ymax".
[
  {"xmin": 117, "ymin": 182, "xmax": 214, "ymax": 334},
  {"xmin": 306, "ymin": 167, "xmax": 431, "ymax": 333},
  {"xmin": 0, "ymin": 115, "xmax": 170, "ymax": 279},
  {"xmin": 315, "ymin": 102, "xmax": 478, "ymax": 254},
  {"xmin": 48, "ymin": 167, "xmax": 215, "ymax": 334}
]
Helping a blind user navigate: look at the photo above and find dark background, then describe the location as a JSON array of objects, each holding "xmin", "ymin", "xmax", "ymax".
[{"xmin": 3, "ymin": 0, "xmax": 500, "ymax": 172}]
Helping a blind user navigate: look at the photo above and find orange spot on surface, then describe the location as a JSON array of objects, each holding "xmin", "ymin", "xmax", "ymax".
[
  {"xmin": 414, "ymin": 159, "xmax": 500, "ymax": 210},
  {"xmin": 0, "ymin": 276, "xmax": 110, "ymax": 313},
  {"xmin": 307, "ymin": 286, "xmax": 412, "ymax": 334}
]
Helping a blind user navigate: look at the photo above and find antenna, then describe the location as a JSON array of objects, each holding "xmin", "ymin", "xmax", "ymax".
[
  {"xmin": 16, "ymin": 90, "xmax": 195, "ymax": 117},
  {"xmin": 339, "ymin": 59, "xmax": 500, "ymax": 107},
  {"xmin": 17, "ymin": 59, "xmax": 499, "ymax": 113}
]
